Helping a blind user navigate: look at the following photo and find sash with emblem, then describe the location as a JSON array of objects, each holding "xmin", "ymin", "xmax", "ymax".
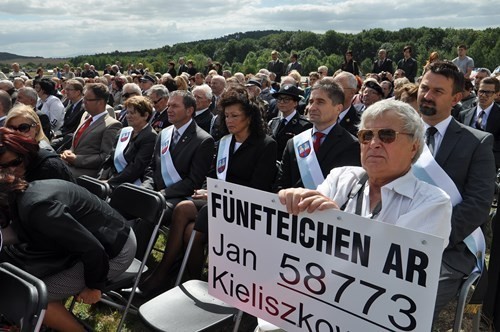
[
  {"xmin": 216, "ymin": 134, "xmax": 232, "ymax": 181},
  {"xmin": 113, "ymin": 127, "xmax": 141, "ymax": 185},
  {"xmin": 293, "ymin": 129, "xmax": 325, "ymax": 189},
  {"xmin": 160, "ymin": 126, "xmax": 182, "ymax": 187},
  {"xmin": 413, "ymin": 144, "xmax": 485, "ymax": 272}
]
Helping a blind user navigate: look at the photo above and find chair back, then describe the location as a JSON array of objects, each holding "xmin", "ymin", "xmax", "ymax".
[
  {"xmin": 0, "ymin": 262, "xmax": 48, "ymax": 332},
  {"xmin": 76, "ymin": 175, "xmax": 111, "ymax": 200}
]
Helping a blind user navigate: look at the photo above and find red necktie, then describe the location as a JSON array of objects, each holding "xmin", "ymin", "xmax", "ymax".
[
  {"xmin": 313, "ymin": 132, "xmax": 325, "ymax": 153},
  {"xmin": 73, "ymin": 117, "xmax": 92, "ymax": 147}
]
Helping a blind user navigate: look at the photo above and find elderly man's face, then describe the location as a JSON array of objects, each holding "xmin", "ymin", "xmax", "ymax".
[
  {"xmin": 360, "ymin": 112, "xmax": 417, "ymax": 182},
  {"xmin": 362, "ymin": 88, "xmax": 382, "ymax": 107}
]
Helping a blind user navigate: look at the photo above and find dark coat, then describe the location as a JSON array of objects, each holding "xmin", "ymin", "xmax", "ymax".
[{"xmin": 269, "ymin": 112, "xmax": 312, "ymax": 161}]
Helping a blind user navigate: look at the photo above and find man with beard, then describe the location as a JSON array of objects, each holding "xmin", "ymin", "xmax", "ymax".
[{"xmin": 417, "ymin": 61, "xmax": 496, "ymax": 325}]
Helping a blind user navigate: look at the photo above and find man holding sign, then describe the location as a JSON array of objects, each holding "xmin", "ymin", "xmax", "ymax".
[{"xmin": 254, "ymin": 99, "xmax": 451, "ymax": 331}]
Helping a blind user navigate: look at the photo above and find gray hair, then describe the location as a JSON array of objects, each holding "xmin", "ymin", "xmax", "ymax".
[
  {"xmin": 192, "ymin": 84, "xmax": 213, "ymax": 99},
  {"xmin": 359, "ymin": 99, "xmax": 424, "ymax": 163},
  {"xmin": 18, "ymin": 87, "xmax": 38, "ymax": 103},
  {"xmin": 122, "ymin": 83, "xmax": 141, "ymax": 95},
  {"xmin": 148, "ymin": 84, "xmax": 170, "ymax": 99},
  {"xmin": 334, "ymin": 71, "xmax": 357, "ymax": 89},
  {"xmin": 477, "ymin": 67, "xmax": 492, "ymax": 76}
]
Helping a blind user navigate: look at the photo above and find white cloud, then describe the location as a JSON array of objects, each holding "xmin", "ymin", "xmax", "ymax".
[{"xmin": 0, "ymin": 0, "xmax": 497, "ymax": 58}]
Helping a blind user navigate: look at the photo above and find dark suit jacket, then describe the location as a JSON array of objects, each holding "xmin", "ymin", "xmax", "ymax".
[
  {"xmin": 274, "ymin": 125, "xmax": 361, "ymax": 191},
  {"xmin": 142, "ymin": 120, "xmax": 215, "ymax": 199},
  {"xmin": 269, "ymin": 112, "xmax": 312, "ymax": 161},
  {"xmin": 372, "ymin": 58, "xmax": 394, "ymax": 74},
  {"xmin": 209, "ymin": 134, "xmax": 277, "ymax": 192},
  {"xmin": 339, "ymin": 105, "xmax": 361, "ymax": 137},
  {"xmin": 396, "ymin": 57, "xmax": 418, "ymax": 82},
  {"xmin": 436, "ymin": 119, "xmax": 496, "ymax": 274},
  {"xmin": 286, "ymin": 62, "xmax": 302, "ymax": 75},
  {"xmin": 194, "ymin": 109, "xmax": 214, "ymax": 134},
  {"xmin": 36, "ymin": 111, "xmax": 52, "ymax": 139},
  {"xmin": 267, "ymin": 60, "xmax": 285, "ymax": 82},
  {"xmin": 69, "ymin": 113, "xmax": 123, "ymax": 178},
  {"xmin": 60, "ymin": 99, "xmax": 85, "ymax": 136},
  {"xmin": 99, "ymin": 125, "xmax": 158, "ymax": 188},
  {"xmin": 151, "ymin": 109, "xmax": 171, "ymax": 133},
  {"xmin": 458, "ymin": 103, "xmax": 500, "ymax": 168}
]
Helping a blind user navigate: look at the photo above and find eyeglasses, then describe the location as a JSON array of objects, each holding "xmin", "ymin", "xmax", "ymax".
[
  {"xmin": 122, "ymin": 93, "xmax": 135, "ymax": 99},
  {"xmin": 7, "ymin": 123, "xmax": 37, "ymax": 133},
  {"xmin": 478, "ymin": 90, "xmax": 496, "ymax": 97},
  {"xmin": 276, "ymin": 97, "xmax": 294, "ymax": 103},
  {"xmin": 0, "ymin": 156, "xmax": 23, "ymax": 169},
  {"xmin": 152, "ymin": 98, "xmax": 162, "ymax": 105},
  {"xmin": 357, "ymin": 128, "xmax": 412, "ymax": 144}
]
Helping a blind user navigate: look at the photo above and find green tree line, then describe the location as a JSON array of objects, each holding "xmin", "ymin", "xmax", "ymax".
[{"xmin": 3, "ymin": 27, "xmax": 499, "ymax": 77}]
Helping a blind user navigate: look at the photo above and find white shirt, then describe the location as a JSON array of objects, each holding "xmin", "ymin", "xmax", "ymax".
[
  {"xmin": 423, "ymin": 115, "xmax": 453, "ymax": 157},
  {"xmin": 317, "ymin": 166, "xmax": 452, "ymax": 249},
  {"xmin": 38, "ymin": 95, "xmax": 65, "ymax": 131}
]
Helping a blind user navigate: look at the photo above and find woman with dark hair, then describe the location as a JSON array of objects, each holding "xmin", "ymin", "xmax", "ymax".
[
  {"xmin": 341, "ymin": 50, "xmax": 360, "ymax": 76},
  {"xmin": 139, "ymin": 85, "xmax": 277, "ymax": 297},
  {"xmin": 0, "ymin": 173, "xmax": 136, "ymax": 332},
  {"xmin": 0, "ymin": 127, "xmax": 74, "ymax": 183},
  {"xmin": 99, "ymin": 96, "xmax": 157, "ymax": 189},
  {"xmin": 34, "ymin": 77, "xmax": 65, "ymax": 132}
]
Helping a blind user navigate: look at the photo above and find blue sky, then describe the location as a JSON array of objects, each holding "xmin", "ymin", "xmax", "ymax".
[{"xmin": 0, "ymin": 0, "xmax": 497, "ymax": 58}]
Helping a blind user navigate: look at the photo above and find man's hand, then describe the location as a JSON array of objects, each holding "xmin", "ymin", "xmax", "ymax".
[
  {"xmin": 278, "ymin": 188, "xmax": 339, "ymax": 215},
  {"xmin": 76, "ymin": 287, "xmax": 102, "ymax": 304},
  {"xmin": 60, "ymin": 150, "xmax": 76, "ymax": 164}
]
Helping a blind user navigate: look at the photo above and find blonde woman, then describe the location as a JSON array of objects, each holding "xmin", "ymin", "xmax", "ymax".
[{"xmin": 5, "ymin": 104, "xmax": 53, "ymax": 151}]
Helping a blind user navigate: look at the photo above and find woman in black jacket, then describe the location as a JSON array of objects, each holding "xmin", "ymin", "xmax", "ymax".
[
  {"xmin": 0, "ymin": 174, "xmax": 136, "ymax": 332},
  {"xmin": 140, "ymin": 85, "xmax": 277, "ymax": 296}
]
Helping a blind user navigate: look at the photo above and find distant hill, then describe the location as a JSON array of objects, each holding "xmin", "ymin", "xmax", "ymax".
[{"xmin": 0, "ymin": 52, "xmax": 42, "ymax": 61}]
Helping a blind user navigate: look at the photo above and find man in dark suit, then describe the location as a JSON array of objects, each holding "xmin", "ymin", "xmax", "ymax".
[
  {"xmin": 417, "ymin": 61, "xmax": 496, "ymax": 321},
  {"xmin": 61, "ymin": 83, "xmax": 122, "ymax": 178},
  {"xmin": 267, "ymin": 50, "xmax": 285, "ymax": 83},
  {"xmin": 396, "ymin": 46, "xmax": 418, "ymax": 83},
  {"xmin": 192, "ymin": 84, "xmax": 214, "ymax": 134},
  {"xmin": 51, "ymin": 79, "xmax": 86, "ymax": 151},
  {"xmin": 147, "ymin": 84, "xmax": 171, "ymax": 133},
  {"xmin": 142, "ymin": 90, "xmax": 214, "ymax": 223},
  {"xmin": 285, "ymin": 53, "xmax": 302, "ymax": 75},
  {"xmin": 268, "ymin": 84, "xmax": 312, "ymax": 161},
  {"xmin": 274, "ymin": 79, "xmax": 360, "ymax": 191},
  {"xmin": 458, "ymin": 77, "xmax": 500, "ymax": 168},
  {"xmin": 372, "ymin": 49, "xmax": 394, "ymax": 75},
  {"xmin": 177, "ymin": 57, "xmax": 188, "ymax": 76},
  {"xmin": 333, "ymin": 71, "xmax": 361, "ymax": 136}
]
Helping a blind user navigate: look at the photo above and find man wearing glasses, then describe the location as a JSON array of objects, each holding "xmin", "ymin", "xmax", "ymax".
[
  {"xmin": 116, "ymin": 83, "xmax": 142, "ymax": 126},
  {"xmin": 61, "ymin": 83, "xmax": 122, "ymax": 178},
  {"xmin": 458, "ymin": 76, "xmax": 500, "ymax": 168},
  {"xmin": 147, "ymin": 84, "xmax": 171, "ymax": 133},
  {"xmin": 268, "ymin": 84, "xmax": 311, "ymax": 161}
]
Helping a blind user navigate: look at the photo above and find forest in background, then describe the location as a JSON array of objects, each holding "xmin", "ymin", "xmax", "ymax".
[{"xmin": 2, "ymin": 27, "xmax": 499, "ymax": 77}]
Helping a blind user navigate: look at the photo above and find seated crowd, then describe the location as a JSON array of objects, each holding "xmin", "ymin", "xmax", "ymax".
[{"xmin": 0, "ymin": 49, "xmax": 499, "ymax": 331}]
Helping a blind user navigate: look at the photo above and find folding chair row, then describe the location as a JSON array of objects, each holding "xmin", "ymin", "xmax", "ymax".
[{"xmin": 0, "ymin": 262, "xmax": 48, "ymax": 332}]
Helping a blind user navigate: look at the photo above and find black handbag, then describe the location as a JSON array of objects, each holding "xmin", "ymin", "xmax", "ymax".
[{"xmin": 0, "ymin": 243, "xmax": 79, "ymax": 278}]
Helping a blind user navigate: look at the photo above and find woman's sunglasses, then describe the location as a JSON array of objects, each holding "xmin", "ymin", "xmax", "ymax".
[
  {"xmin": 7, "ymin": 123, "xmax": 37, "ymax": 133},
  {"xmin": 357, "ymin": 128, "xmax": 412, "ymax": 144}
]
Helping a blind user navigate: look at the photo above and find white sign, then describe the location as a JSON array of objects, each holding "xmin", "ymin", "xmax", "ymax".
[{"xmin": 208, "ymin": 179, "xmax": 444, "ymax": 332}]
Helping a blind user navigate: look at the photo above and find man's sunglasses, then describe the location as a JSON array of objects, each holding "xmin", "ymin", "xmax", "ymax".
[
  {"xmin": 0, "ymin": 155, "xmax": 23, "ymax": 169},
  {"xmin": 7, "ymin": 123, "xmax": 37, "ymax": 133},
  {"xmin": 357, "ymin": 128, "xmax": 412, "ymax": 144}
]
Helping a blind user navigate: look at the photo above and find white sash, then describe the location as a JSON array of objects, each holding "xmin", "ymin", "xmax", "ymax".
[
  {"xmin": 113, "ymin": 127, "xmax": 141, "ymax": 186},
  {"xmin": 160, "ymin": 126, "xmax": 182, "ymax": 187},
  {"xmin": 216, "ymin": 134, "xmax": 232, "ymax": 181},
  {"xmin": 413, "ymin": 144, "xmax": 485, "ymax": 272},
  {"xmin": 293, "ymin": 130, "xmax": 324, "ymax": 189}
]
